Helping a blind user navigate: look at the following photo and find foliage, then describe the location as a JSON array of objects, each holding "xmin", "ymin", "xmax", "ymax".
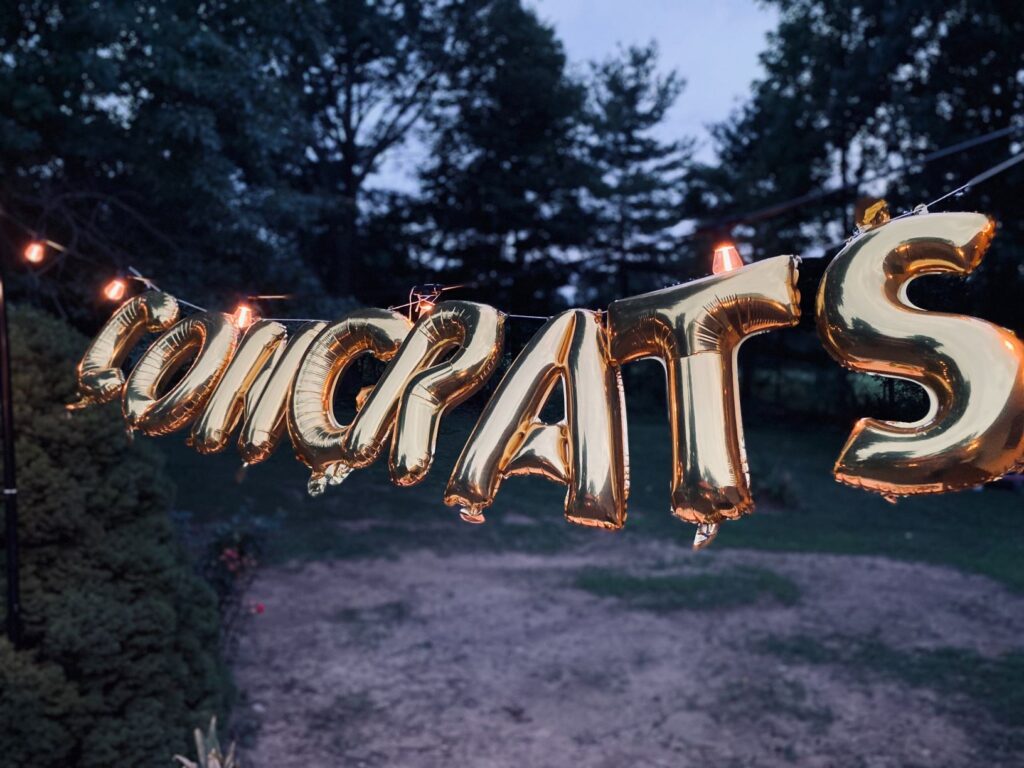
[
  {"xmin": 0, "ymin": 306, "xmax": 229, "ymax": 767},
  {"xmin": 273, "ymin": 0, "xmax": 470, "ymax": 298},
  {"xmin": 0, "ymin": 0, "xmax": 326, "ymax": 313},
  {"xmin": 581, "ymin": 43, "xmax": 692, "ymax": 303},
  {"xmin": 688, "ymin": 2, "xmax": 1024, "ymax": 326},
  {"xmin": 415, "ymin": 0, "xmax": 593, "ymax": 311}
]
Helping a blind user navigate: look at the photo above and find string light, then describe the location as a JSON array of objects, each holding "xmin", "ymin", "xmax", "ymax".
[
  {"xmin": 23, "ymin": 241, "xmax": 45, "ymax": 265},
  {"xmin": 712, "ymin": 242, "xmax": 744, "ymax": 274},
  {"xmin": 232, "ymin": 303, "xmax": 256, "ymax": 329},
  {"xmin": 103, "ymin": 278, "xmax": 128, "ymax": 302}
]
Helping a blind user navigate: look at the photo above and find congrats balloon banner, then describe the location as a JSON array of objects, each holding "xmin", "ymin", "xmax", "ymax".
[{"xmin": 68, "ymin": 212, "xmax": 1024, "ymax": 548}]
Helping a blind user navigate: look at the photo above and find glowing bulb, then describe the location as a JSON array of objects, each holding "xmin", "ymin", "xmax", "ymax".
[
  {"xmin": 23, "ymin": 241, "xmax": 46, "ymax": 264},
  {"xmin": 233, "ymin": 304, "xmax": 256, "ymax": 329},
  {"xmin": 103, "ymin": 278, "xmax": 127, "ymax": 302},
  {"xmin": 417, "ymin": 299, "xmax": 435, "ymax": 315},
  {"xmin": 712, "ymin": 242, "xmax": 743, "ymax": 274}
]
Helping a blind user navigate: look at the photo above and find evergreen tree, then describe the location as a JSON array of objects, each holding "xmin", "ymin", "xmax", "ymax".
[
  {"xmin": 689, "ymin": 1, "xmax": 1024, "ymax": 329},
  {"xmin": 273, "ymin": 0, "xmax": 469, "ymax": 299},
  {"xmin": 416, "ymin": 0, "xmax": 592, "ymax": 312},
  {"xmin": 686, "ymin": 1, "xmax": 930, "ymax": 259},
  {"xmin": 582, "ymin": 43, "xmax": 692, "ymax": 303},
  {"xmin": 894, "ymin": 1, "xmax": 1024, "ymax": 329},
  {"xmin": 0, "ymin": 307, "xmax": 228, "ymax": 767},
  {"xmin": 0, "ymin": 0, "xmax": 316, "ymax": 312}
]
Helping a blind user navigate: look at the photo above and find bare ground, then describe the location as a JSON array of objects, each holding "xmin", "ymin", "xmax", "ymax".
[{"xmin": 231, "ymin": 535, "xmax": 1024, "ymax": 768}]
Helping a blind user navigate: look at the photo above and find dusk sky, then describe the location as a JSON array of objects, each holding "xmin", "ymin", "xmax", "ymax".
[
  {"xmin": 532, "ymin": 0, "xmax": 777, "ymax": 161},
  {"xmin": 373, "ymin": 1, "xmax": 776, "ymax": 189}
]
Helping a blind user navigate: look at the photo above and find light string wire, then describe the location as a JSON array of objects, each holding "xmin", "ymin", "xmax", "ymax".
[{"xmin": 0, "ymin": 122, "xmax": 1021, "ymax": 324}]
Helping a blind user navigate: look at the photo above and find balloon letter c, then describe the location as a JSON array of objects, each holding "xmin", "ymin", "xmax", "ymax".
[
  {"xmin": 67, "ymin": 291, "xmax": 180, "ymax": 410},
  {"xmin": 123, "ymin": 312, "xmax": 239, "ymax": 436}
]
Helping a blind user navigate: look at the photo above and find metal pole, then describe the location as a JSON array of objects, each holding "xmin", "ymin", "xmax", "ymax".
[{"xmin": 0, "ymin": 268, "xmax": 21, "ymax": 648}]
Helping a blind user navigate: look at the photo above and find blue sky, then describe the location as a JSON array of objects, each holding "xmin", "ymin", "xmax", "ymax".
[
  {"xmin": 370, "ymin": 0, "xmax": 776, "ymax": 189},
  {"xmin": 531, "ymin": 0, "xmax": 777, "ymax": 161}
]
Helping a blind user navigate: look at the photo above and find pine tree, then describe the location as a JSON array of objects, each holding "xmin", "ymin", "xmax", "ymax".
[
  {"xmin": 416, "ymin": 0, "xmax": 592, "ymax": 312},
  {"xmin": 0, "ymin": 0, "xmax": 316, "ymax": 311},
  {"xmin": 273, "ymin": 0, "xmax": 469, "ymax": 299},
  {"xmin": 583, "ymin": 43, "xmax": 692, "ymax": 303}
]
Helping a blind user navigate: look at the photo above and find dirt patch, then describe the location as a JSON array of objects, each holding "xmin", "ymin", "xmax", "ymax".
[{"xmin": 231, "ymin": 538, "xmax": 1024, "ymax": 767}]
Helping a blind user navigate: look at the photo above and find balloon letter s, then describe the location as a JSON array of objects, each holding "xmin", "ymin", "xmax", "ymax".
[{"xmin": 816, "ymin": 212, "xmax": 1024, "ymax": 495}]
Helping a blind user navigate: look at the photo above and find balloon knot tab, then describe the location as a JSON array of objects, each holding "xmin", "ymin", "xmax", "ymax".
[
  {"xmin": 326, "ymin": 464, "xmax": 352, "ymax": 486},
  {"xmin": 693, "ymin": 522, "xmax": 720, "ymax": 550},
  {"xmin": 460, "ymin": 507, "xmax": 486, "ymax": 525},
  {"xmin": 307, "ymin": 473, "xmax": 328, "ymax": 497}
]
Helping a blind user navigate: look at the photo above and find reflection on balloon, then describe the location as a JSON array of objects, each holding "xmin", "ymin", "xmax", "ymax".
[
  {"xmin": 123, "ymin": 311, "xmax": 239, "ymax": 436},
  {"xmin": 288, "ymin": 309, "xmax": 411, "ymax": 495},
  {"xmin": 190, "ymin": 320, "xmax": 287, "ymax": 453},
  {"xmin": 816, "ymin": 211, "xmax": 1024, "ymax": 496},
  {"xmin": 239, "ymin": 322, "xmax": 326, "ymax": 466},
  {"xmin": 607, "ymin": 255, "xmax": 801, "ymax": 525},
  {"xmin": 67, "ymin": 291, "xmax": 180, "ymax": 410},
  {"xmin": 445, "ymin": 309, "xmax": 629, "ymax": 529}
]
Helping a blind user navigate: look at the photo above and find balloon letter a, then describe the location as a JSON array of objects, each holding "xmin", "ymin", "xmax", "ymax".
[{"xmin": 445, "ymin": 309, "xmax": 629, "ymax": 528}]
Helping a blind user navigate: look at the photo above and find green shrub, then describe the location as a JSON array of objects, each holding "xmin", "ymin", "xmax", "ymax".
[{"xmin": 0, "ymin": 306, "xmax": 229, "ymax": 767}]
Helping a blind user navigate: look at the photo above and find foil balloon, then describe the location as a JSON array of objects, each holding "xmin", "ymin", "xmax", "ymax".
[
  {"xmin": 347, "ymin": 301, "xmax": 505, "ymax": 486},
  {"xmin": 67, "ymin": 291, "xmax": 179, "ymax": 410},
  {"xmin": 123, "ymin": 312, "xmax": 239, "ymax": 436},
  {"xmin": 816, "ymin": 211, "xmax": 1024, "ymax": 496},
  {"xmin": 607, "ymin": 255, "xmax": 801, "ymax": 526},
  {"xmin": 190, "ymin": 320, "xmax": 288, "ymax": 453},
  {"xmin": 445, "ymin": 309, "xmax": 629, "ymax": 529},
  {"xmin": 289, "ymin": 309, "xmax": 412, "ymax": 495},
  {"xmin": 239, "ymin": 322, "xmax": 326, "ymax": 466}
]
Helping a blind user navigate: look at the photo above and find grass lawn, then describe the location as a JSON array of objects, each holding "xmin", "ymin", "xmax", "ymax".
[{"xmin": 160, "ymin": 397, "xmax": 1024, "ymax": 590}]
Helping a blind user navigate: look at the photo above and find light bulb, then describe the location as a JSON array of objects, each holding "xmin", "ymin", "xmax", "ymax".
[
  {"xmin": 23, "ymin": 241, "xmax": 46, "ymax": 264},
  {"xmin": 712, "ymin": 242, "xmax": 743, "ymax": 274},
  {"xmin": 103, "ymin": 278, "xmax": 127, "ymax": 302},
  {"xmin": 233, "ymin": 304, "xmax": 256, "ymax": 329}
]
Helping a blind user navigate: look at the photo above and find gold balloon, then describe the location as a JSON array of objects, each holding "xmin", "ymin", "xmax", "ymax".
[
  {"xmin": 288, "ymin": 309, "xmax": 412, "ymax": 494},
  {"xmin": 816, "ymin": 211, "xmax": 1024, "ymax": 496},
  {"xmin": 445, "ymin": 309, "xmax": 629, "ymax": 529},
  {"xmin": 607, "ymin": 255, "xmax": 801, "ymax": 525},
  {"xmin": 357, "ymin": 301, "xmax": 505, "ymax": 486},
  {"xmin": 123, "ymin": 312, "xmax": 239, "ymax": 436},
  {"xmin": 67, "ymin": 291, "xmax": 180, "ymax": 410},
  {"xmin": 189, "ymin": 320, "xmax": 288, "ymax": 454},
  {"xmin": 239, "ymin": 321, "xmax": 326, "ymax": 466}
]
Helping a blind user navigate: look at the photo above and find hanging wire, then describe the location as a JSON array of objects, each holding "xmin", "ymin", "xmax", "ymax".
[
  {"xmin": 694, "ymin": 121, "xmax": 1022, "ymax": 235},
  {"xmin": 260, "ymin": 317, "xmax": 328, "ymax": 324},
  {"xmin": 814, "ymin": 147, "xmax": 1024, "ymax": 256},
  {"xmin": 924, "ymin": 150, "xmax": 1024, "ymax": 210}
]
